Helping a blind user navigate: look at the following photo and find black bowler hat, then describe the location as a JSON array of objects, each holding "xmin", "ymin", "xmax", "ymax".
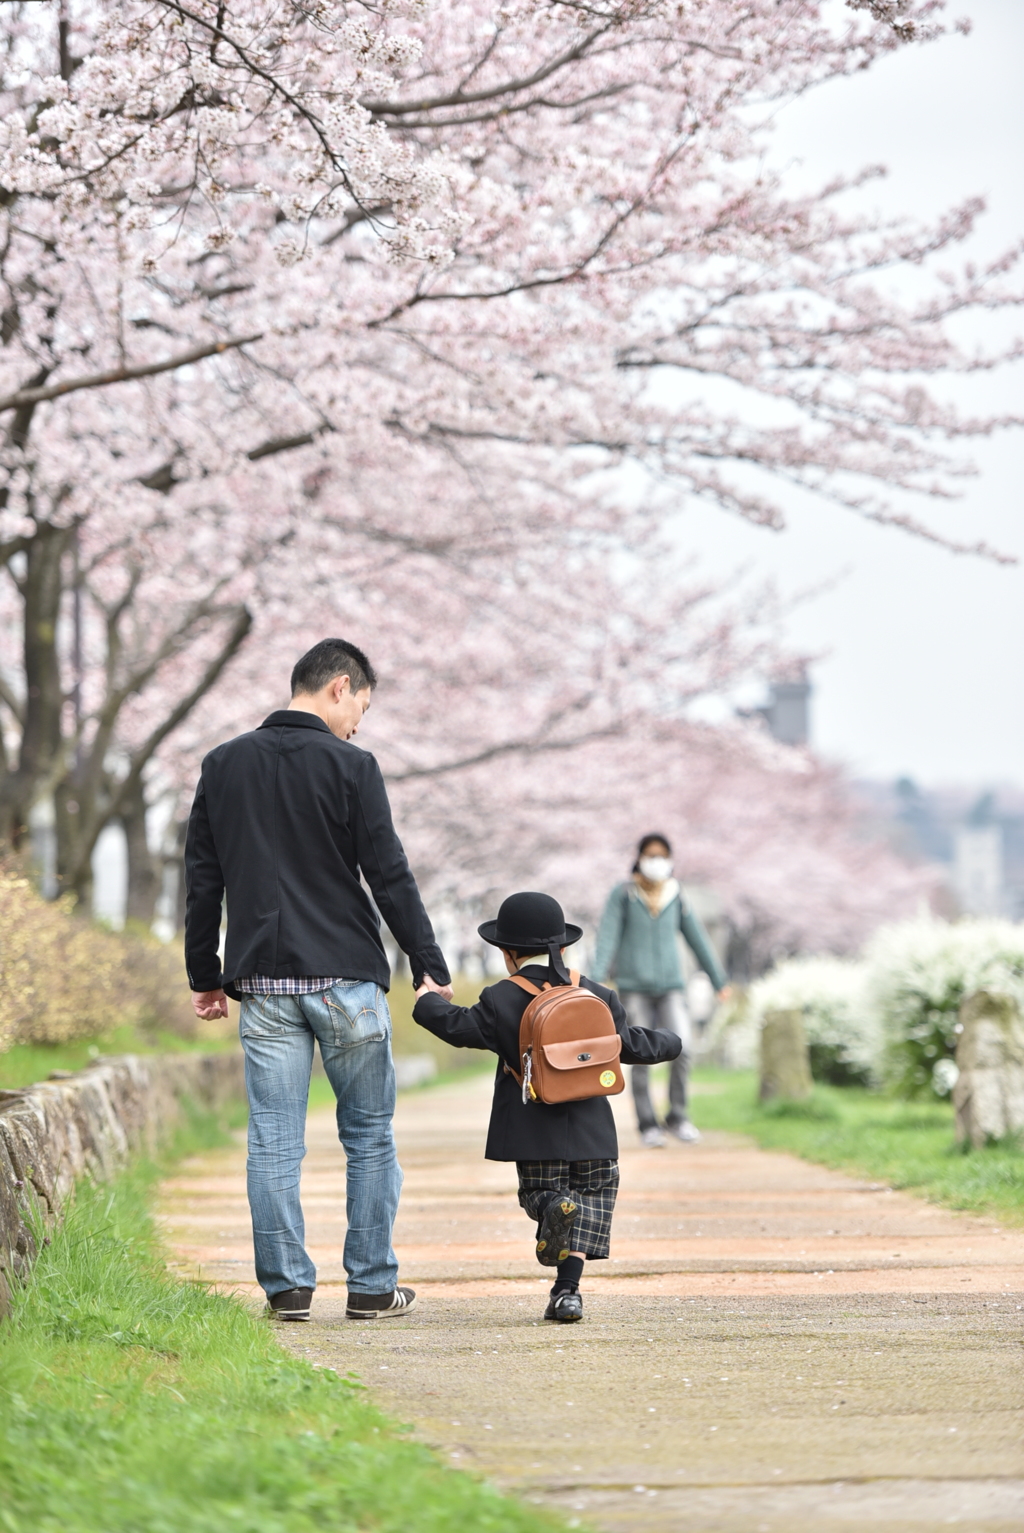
[{"xmin": 478, "ymin": 892, "xmax": 582, "ymax": 984}]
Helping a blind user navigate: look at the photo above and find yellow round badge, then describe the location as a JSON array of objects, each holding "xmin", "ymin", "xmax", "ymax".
[{"xmin": 599, "ymin": 1070, "xmax": 617, "ymax": 1088}]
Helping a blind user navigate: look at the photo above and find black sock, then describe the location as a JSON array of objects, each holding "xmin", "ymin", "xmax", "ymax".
[{"xmin": 553, "ymin": 1255, "xmax": 584, "ymax": 1294}]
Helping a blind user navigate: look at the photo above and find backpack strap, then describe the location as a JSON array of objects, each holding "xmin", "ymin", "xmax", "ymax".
[
  {"xmin": 503, "ymin": 970, "xmax": 583, "ymax": 1083},
  {"xmin": 507, "ymin": 974, "xmax": 545, "ymax": 998},
  {"xmin": 504, "ymin": 974, "xmax": 542, "ymax": 1083},
  {"xmin": 508, "ymin": 969, "xmax": 581, "ymax": 997}
]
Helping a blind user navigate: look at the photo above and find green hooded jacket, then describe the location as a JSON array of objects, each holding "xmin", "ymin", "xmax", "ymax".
[{"xmin": 592, "ymin": 879, "xmax": 727, "ymax": 996}]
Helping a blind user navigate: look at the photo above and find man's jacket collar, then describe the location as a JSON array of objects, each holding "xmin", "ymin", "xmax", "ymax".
[{"xmin": 259, "ymin": 710, "xmax": 331, "ymax": 733}]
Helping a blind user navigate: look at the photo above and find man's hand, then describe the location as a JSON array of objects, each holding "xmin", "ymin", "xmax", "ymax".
[
  {"xmin": 192, "ymin": 988, "xmax": 229, "ymax": 1020},
  {"xmin": 416, "ymin": 975, "xmax": 453, "ymax": 1002},
  {"xmin": 716, "ymin": 984, "xmax": 735, "ymax": 1004}
]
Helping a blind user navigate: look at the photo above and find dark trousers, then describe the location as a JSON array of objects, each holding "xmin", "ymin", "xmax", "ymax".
[{"xmin": 620, "ymin": 990, "xmax": 692, "ymax": 1129}]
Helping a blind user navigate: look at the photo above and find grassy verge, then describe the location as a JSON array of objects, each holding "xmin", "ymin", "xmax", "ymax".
[
  {"xmin": 0, "ymin": 1023, "xmax": 239, "ymax": 1091},
  {"xmin": 689, "ymin": 1066, "xmax": 1024, "ymax": 1226},
  {"xmin": 0, "ymin": 975, "xmax": 489, "ymax": 1093},
  {"xmin": 0, "ymin": 1108, "xmax": 559, "ymax": 1533}
]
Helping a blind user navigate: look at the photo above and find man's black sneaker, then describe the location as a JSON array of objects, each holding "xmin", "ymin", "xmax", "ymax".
[
  {"xmin": 346, "ymin": 1287, "xmax": 418, "ymax": 1320},
  {"xmin": 267, "ymin": 1287, "xmax": 313, "ymax": 1321},
  {"xmin": 544, "ymin": 1290, "xmax": 583, "ymax": 1323},
  {"xmin": 535, "ymin": 1196, "xmax": 578, "ymax": 1267}
]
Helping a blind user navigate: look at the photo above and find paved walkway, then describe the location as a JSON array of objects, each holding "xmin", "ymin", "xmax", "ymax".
[{"xmin": 159, "ymin": 1072, "xmax": 1024, "ymax": 1531}]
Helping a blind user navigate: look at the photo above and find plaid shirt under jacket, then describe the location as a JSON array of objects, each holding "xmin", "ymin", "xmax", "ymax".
[{"xmin": 235, "ymin": 976, "xmax": 346, "ymax": 995}]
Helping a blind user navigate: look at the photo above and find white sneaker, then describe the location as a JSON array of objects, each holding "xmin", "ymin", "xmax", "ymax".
[
  {"xmin": 669, "ymin": 1121, "xmax": 702, "ymax": 1143},
  {"xmin": 640, "ymin": 1126, "xmax": 666, "ymax": 1148}
]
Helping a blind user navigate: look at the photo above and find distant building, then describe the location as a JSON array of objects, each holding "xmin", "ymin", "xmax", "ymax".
[
  {"xmin": 856, "ymin": 779, "xmax": 1024, "ymax": 921},
  {"xmin": 740, "ymin": 665, "xmax": 812, "ymax": 747},
  {"xmin": 954, "ymin": 825, "xmax": 1004, "ymax": 916}
]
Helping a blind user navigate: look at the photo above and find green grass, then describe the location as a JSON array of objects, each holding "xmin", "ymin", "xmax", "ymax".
[
  {"xmin": 0, "ymin": 975, "xmax": 488, "ymax": 1093},
  {"xmin": 0, "ymin": 1110, "xmax": 559, "ymax": 1533},
  {"xmin": 0, "ymin": 1025, "xmax": 240, "ymax": 1091},
  {"xmin": 690, "ymin": 1066, "xmax": 1024, "ymax": 1226}
]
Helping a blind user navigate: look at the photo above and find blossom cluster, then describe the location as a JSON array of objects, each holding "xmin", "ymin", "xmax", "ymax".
[{"xmin": 1, "ymin": 0, "xmax": 1018, "ymax": 957}]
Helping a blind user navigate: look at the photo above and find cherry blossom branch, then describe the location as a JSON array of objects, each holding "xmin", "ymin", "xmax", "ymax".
[
  {"xmin": 370, "ymin": 136, "xmax": 690, "ymax": 323},
  {"xmin": 105, "ymin": 603, "xmax": 253, "ymax": 821},
  {"xmin": 153, "ymin": 0, "xmax": 375, "ymax": 217},
  {"xmin": 363, "ymin": 26, "xmax": 613, "ymax": 117},
  {"xmin": 385, "ymin": 725, "xmax": 618, "ymax": 782},
  {"xmin": 0, "ymin": 335, "xmax": 262, "ymax": 414}
]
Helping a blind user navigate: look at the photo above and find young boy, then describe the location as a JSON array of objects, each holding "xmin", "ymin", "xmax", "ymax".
[{"xmin": 413, "ymin": 891, "xmax": 682, "ymax": 1322}]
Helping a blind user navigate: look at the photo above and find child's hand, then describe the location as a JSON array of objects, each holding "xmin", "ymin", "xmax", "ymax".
[{"xmin": 416, "ymin": 976, "xmax": 454, "ymax": 1002}]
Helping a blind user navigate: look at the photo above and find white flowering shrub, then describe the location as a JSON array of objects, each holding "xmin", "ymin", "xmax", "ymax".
[
  {"xmin": 865, "ymin": 918, "xmax": 1024, "ymax": 1098},
  {"xmin": 704, "ymin": 918, "xmax": 1024, "ymax": 1098},
  {"xmin": 747, "ymin": 956, "xmax": 879, "ymax": 1085}
]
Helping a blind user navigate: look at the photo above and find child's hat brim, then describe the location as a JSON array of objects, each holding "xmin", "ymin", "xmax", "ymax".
[
  {"xmin": 477, "ymin": 890, "xmax": 582, "ymax": 951},
  {"xmin": 477, "ymin": 920, "xmax": 583, "ymax": 949}
]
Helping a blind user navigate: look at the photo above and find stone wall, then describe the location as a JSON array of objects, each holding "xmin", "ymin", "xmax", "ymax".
[{"xmin": 0, "ymin": 1051, "xmax": 245, "ymax": 1316}]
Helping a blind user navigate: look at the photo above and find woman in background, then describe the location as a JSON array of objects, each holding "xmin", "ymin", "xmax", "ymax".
[{"xmin": 593, "ymin": 834, "xmax": 729, "ymax": 1147}]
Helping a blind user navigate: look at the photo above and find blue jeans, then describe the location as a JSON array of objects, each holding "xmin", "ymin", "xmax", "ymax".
[{"xmin": 238, "ymin": 982, "xmax": 403, "ymax": 1298}]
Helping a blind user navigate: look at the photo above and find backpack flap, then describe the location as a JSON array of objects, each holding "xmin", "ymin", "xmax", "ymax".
[{"xmin": 540, "ymin": 1034, "xmax": 622, "ymax": 1072}]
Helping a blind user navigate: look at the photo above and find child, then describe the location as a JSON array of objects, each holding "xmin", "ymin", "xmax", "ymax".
[{"xmin": 413, "ymin": 890, "xmax": 682, "ymax": 1322}]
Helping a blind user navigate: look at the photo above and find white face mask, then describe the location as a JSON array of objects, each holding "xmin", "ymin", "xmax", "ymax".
[{"xmin": 639, "ymin": 855, "xmax": 672, "ymax": 882}]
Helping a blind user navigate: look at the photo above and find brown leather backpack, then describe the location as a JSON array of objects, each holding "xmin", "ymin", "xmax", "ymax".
[{"xmin": 505, "ymin": 970, "xmax": 624, "ymax": 1106}]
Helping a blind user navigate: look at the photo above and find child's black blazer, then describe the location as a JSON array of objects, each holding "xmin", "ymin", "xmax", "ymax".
[{"xmin": 412, "ymin": 965, "xmax": 682, "ymax": 1161}]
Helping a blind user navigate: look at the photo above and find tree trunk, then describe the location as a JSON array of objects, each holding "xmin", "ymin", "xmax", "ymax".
[
  {"xmin": 173, "ymin": 819, "xmax": 188, "ymax": 936},
  {"xmin": 759, "ymin": 1008, "xmax": 813, "ymax": 1101},
  {"xmin": 122, "ymin": 775, "xmax": 160, "ymax": 927},
  {"xmin": 54, "ymin": 779, "xmax": 95, "ymax": 908},
  {"xmin": 953, "ymin": 991, "xmax": 1024, "ymax": 1149},
  {"xmin": 0, "ymin": 521, "xmax": 70, "ymax": 849}
]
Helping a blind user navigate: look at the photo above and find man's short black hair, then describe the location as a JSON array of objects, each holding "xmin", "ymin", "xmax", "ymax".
[{"xmin": 290, "ymin": 639, "xmax": 377, "ymax": 698}]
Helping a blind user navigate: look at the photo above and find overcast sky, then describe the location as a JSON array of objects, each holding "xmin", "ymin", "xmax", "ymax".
[{"xmin": 676, "ymin": 0, "xmax": 1023, "ymax": 789}]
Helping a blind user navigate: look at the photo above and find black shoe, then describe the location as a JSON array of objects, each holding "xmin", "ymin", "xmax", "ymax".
[
  {"xmin": 544, "ymin": 1289, "xmax": 584, "ymax": 1323},
  {"xmin": 267, "ymin": 1287, "xmax": 313, "ymax": 1321},
  {"xmin": 346, "ymin": 1286, "xmax": 418, "ymax": 1320},
  {"xmin": 535, "ymin": 1196, "xmax": 578, "ymax": 1267}
]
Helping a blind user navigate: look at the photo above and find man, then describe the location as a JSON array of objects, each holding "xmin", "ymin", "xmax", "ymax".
[{"xmin": 185, "ymin": 638, "xmax": 452, "ymax": 1323}]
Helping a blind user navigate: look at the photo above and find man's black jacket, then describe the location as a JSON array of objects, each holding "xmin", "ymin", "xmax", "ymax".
[
  {"xmin": 413, "ymin": 966, "xmax": 681, "ymax": 1161},
  {"xmin": 184, "ymin": 710, "xmax": 449, "ymax": 998}
]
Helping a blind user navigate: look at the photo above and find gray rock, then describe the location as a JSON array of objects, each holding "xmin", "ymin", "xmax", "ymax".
[
  {"xmin": 759, "ymin": 1008, "xmax": 813, "ymax": 1102},
  {"xmin": 953, "ymin": 990, "xmax": 1024, "ymax": 1149}
]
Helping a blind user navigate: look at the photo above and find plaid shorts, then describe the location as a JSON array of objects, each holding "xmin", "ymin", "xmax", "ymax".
[{"xmin": 516, "ymin": 1159, "xmax": 620, "ymax": 1261}]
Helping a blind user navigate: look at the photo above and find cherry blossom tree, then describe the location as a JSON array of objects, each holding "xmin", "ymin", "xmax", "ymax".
[
  {"xmin": 380, "ymin": 702, "xmax": 936, "ymax": 970},
  {"xmin": 0, "ymin": 0, "xmax": 1018, "ymax": 947}
]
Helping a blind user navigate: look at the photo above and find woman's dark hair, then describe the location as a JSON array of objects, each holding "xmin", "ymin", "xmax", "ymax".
[
  {"xmin": 632, "ymin": 832, "xmax": 672, "ymax": 873},
  {"xmin": 290, "ymin": 638, "xmax": 377, "ymax": 697}
]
